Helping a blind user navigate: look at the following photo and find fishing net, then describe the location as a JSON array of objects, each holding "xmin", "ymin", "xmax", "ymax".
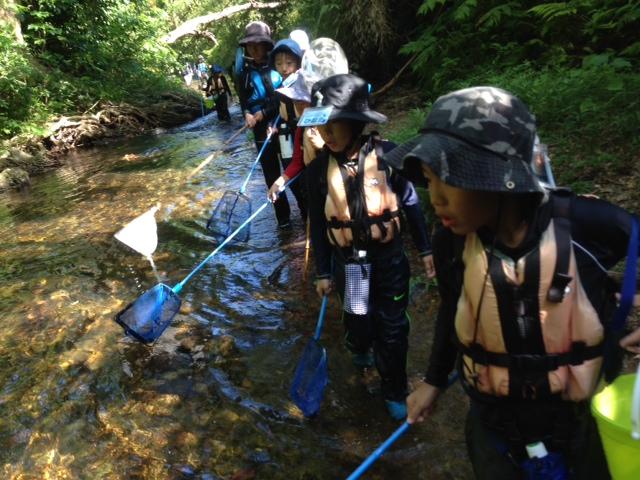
[
  {"xmin": 206, "ymin": 191, "xmax": 252, "ymax": 243},
  {"xmin": 290, "ymin": 339, "xmax": 328, "ymax": 417},
  {"xmin": 115, "ymin": 283, "xmax": 182, "ymax": 343},
  {"xmin": 114, "ymin": 206, "xmax": 159, "ymax": 258}
]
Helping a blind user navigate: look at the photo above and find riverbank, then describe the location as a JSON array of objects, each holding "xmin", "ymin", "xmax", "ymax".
[{"xmin": 0, "ymin": 89, "xmax": 203, "ymax": 191}]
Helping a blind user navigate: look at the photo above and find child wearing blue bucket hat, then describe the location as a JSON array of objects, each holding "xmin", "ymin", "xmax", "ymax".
[
  {"xmin": 266, "ymin": 39, "xmax": 308, "ymax": 221},
  {"xmin": 385, "ymin": 85, "xmax": 639, "ymax": 479},
  {"xmin": 302, "ymin": 73, "xmax": 436, "ymax": 420}
]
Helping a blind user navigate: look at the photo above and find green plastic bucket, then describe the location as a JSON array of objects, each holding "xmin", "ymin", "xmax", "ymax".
[
  {"xmin": 592, "ymin": 372, "xmax": 640, "ymax": 480},
  {"xmin": 204, "ymin": 97, "xmax": 215, "ymax": 110}
]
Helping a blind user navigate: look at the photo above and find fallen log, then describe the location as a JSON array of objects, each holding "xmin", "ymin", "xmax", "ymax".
[{"xmin": 162, "ymin": 1, "xmax": 282, "ymax": 44}]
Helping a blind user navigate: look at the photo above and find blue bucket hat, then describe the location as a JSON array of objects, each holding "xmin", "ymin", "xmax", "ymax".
[{"xmin": 269, "ymin": 39, "xmax": 303, "ymax": 68}]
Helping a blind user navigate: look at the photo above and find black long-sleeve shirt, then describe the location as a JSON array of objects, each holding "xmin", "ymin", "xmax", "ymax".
[
  {"xmin": 424, "ymin": 192, "xmax": 634, "ymax": 388},
  {"xmin": 307, "ymin": 139, "xmax": 433, "ymax": 279}
]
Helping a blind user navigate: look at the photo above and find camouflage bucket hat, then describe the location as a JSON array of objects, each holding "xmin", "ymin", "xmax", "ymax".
[
  {"xmin": 301, "ymin": 38, "xmax": 349, "ymax": 93},
  {"xmin": 383, "ymin": 86, "xmax": 543, "ymax": 194}
]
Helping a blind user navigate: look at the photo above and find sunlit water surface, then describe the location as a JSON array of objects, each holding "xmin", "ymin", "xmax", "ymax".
[{"xmin": 0, "ymin": 107, "xmax": 471, "ymax": 479}]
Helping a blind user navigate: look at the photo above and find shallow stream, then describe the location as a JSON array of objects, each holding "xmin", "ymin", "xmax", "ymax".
[{"xmin": 0, "ymin": 108, "xmax": 471, "ymax": 479}]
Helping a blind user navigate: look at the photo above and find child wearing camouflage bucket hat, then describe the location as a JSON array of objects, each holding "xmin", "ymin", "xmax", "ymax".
[
  {"xmin": 303, "ymin": 73, "xmax": 436, "ymax": 420},
  {"xmin": 385, "ymin": 86, "xmax": 639, "ymax": 479}
]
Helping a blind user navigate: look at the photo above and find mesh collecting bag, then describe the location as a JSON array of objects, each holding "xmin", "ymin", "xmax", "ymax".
[
  {"xmin": 206, "ymin": 191, "xmax": 252, "ymax": 243},
  {"xmin": 115, "ymin": 283, "xmax": 182, "ymax": 343},
  {"xmin": 344, "ymin": 262, "xmax": 371, "ymax": 315}
]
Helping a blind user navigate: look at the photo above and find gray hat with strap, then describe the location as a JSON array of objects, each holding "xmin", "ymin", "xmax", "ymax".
[
  {"xmin": 239, "ymin": 21, "xmax": 274, "ymax": 47},
  {"xmin": 383, "ymin": 86, "xmax": 543, "ymax": 194}
]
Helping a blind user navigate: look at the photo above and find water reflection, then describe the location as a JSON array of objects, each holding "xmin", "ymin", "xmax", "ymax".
[{"xmin": 0, "ymin": 107, "xmax": 471, "ymax": 479}]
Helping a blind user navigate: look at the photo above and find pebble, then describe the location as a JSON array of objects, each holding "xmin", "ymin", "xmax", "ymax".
[{"xmin": 217, "ymin": 336, "xmax": 237, "ymax": 358}]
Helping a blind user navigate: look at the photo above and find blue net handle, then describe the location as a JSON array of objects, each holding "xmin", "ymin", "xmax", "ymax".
[
  {"xmin": 314, "ymin": 295, "xmax": 328, "ymax": 341},
  {"xmin": 345, "ymin": 371, "xmax": 460, "ymax": 480},
  {"xmin": 346, "ymin": 422, "xmax": 410, "ymax": 480},
  {"xmin": 239, "ymin": 115, "xmax": 280, "ymax": 194},
  {"xmin": 173, "ymin": 173, "xmax": 300, "ymax": 294},
  {"xmin": 612, "ymin": 215, "xmax": 639, "ymax": 332}
]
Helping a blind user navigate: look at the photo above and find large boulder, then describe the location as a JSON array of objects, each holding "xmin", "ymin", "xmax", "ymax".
[{"xmin": 0, "ymin": 167, "xmax": 30, "ymax": 190}]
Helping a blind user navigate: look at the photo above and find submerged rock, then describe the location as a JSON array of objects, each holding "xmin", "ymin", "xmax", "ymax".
[
  {"xmin": 0, "ymin": 167, "xmax": 30, "ymax": 190},
  {"xmin": 216, "ymin": 335, "xmax": 237, "ymax": 358}
]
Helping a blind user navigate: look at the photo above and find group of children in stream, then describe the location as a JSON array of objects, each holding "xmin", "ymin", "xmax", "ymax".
[{"xmin": 228, "ymin": 20, "xmax": 640, "ymax": 479}]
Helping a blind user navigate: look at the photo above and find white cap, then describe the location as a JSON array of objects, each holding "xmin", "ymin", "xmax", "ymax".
[
  {"xmin": 289, "ymin": 29, "xmax": 310, "ymax": 51},
  {"xmin": 526, "ymin": 442, "xmax": 548, "ymax": 459}
]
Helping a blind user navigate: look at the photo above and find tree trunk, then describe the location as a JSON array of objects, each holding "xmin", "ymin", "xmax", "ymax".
[
  {"xmin": 0, "ymin": 0, "xmax": 25, "ymax": 44},
  {"xmin": 162, "ymin": 1, "xmax": 282, "ymax": 44}
]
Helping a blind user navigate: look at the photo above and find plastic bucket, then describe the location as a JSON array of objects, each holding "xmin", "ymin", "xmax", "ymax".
[
  {"xmin": 204, "ymin": 97, "xmax": 215, "ymax": 110},
  {"xmin": 591, "ymin": 373, "xmax": 640, "ymax": 479}
]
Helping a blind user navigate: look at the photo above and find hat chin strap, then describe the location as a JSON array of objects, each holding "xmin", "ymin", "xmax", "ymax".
[{"xmin": 336, "ymin": 135, "xmax": 362, "ymax": 160}]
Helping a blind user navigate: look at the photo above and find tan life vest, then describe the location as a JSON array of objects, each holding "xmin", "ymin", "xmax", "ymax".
[
  {"xmin": 323, "ymin": 141, "xmax": 401, "ymax": 248},
  {"xmin": 279, "ymin": 102, "xmax": 289, "ymax": 122},
  {"xmin": 212, "ymin": 76, "xmax": 226, "ymax": 94},
  {"xmin": 455, "ymin": 216, "xmax": 604, "ymax": 402}
]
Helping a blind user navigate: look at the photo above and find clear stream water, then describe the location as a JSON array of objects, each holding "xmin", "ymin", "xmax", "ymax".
[{"xmin": 0, "ymin": 108, "xmax": 471, "ymax": 479}]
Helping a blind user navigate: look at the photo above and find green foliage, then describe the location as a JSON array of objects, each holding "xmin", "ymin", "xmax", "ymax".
[
  {"xmin": 399, "ymin": 0, "xmax": 639, "ymax": 192},
  {"xmin": 404, "ymin": 0, "xmax": 639, "ymax": 92},
  {"xmin": 0, "ymin": 0, "xmax": 185, "ymax": 140},
  {"xmin": 528, "ymin": 2, "xmax": 577, "ymax": 22},
  {"xmin": 0, "ymin": 26, "xmax": 40, "ymax": 135},
  {"xmin": 422, "ymin": 60, "xmax": 639, "ymax": 192},
  {"xmin": 384, "ymin": 107, "xmax": 429, "ymax": 145}
]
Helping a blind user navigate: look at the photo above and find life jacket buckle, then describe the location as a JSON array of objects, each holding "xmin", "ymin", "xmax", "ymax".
[
  {"xmin": 547, "ymin": 272, "xmax": 572, "ymax": 303},
  {"xmin": 568, "ymin": 341, "xmax": 586, "ymax": 365},
  {"xmin": 351, "ymin": 249, "xmax": 367, "ymax": 263},
  {"xmin": 510, "ymin": 354, "xmax": 559, "ymax": 372}
]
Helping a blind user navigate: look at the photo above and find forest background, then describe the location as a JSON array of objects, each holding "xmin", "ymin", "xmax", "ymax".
[{"xmin": 1, "ymin": 0, "xmax": 638, "ymax": 196}]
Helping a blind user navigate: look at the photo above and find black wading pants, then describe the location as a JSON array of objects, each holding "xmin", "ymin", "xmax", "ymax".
[
  {"xmin": 253, "ymin": 120, "xmax": 290, "ymax": 226},
  {"xmin": 333, "ymin": 238, "xmax": 410, "ymax": 402},
  {"xmin": 215, "ymin": 93, "xmax": 230, "ymax": 121},
  {"xmin": 466, "ymin": 398, "xmax": 610, "ymax": 479}
]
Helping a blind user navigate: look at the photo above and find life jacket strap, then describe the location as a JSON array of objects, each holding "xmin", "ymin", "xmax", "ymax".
[
  {"xmin": 548, "ymin": 193, "xmax": 573, "ymax": 303},
  {"xmin": 459, "ymin": 340, "xmax": 603, "ymax": 372},
  {"xmin": 326, "ymin": 209, "xmax": 400, "ymax": 229}
]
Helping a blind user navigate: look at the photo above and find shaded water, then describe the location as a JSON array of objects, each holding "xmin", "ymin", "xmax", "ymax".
[{"xmin": 0, "ymin": 108, "xmax": 472, "ymax": 479}]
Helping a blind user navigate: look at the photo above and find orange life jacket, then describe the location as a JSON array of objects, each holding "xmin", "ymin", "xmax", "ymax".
[
  {"xmin": 455, "ymin": 196, "xmax": 604, "ymax": 401},
  {"xmin": 323, "ymin": 138, "xmax": 401, "ymax": 248}
]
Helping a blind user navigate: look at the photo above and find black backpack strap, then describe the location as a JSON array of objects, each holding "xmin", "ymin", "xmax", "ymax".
[
  {"xmin": 285, "ymin": 99, "xmax": 297, "ymax": 132},
  {"xmin": 547, "ymin": 192, "xmax": 573, "ymax": 303},
  {"xmin": 260, "ymin": 67, "xmax": 277, "ymax": 97}
]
